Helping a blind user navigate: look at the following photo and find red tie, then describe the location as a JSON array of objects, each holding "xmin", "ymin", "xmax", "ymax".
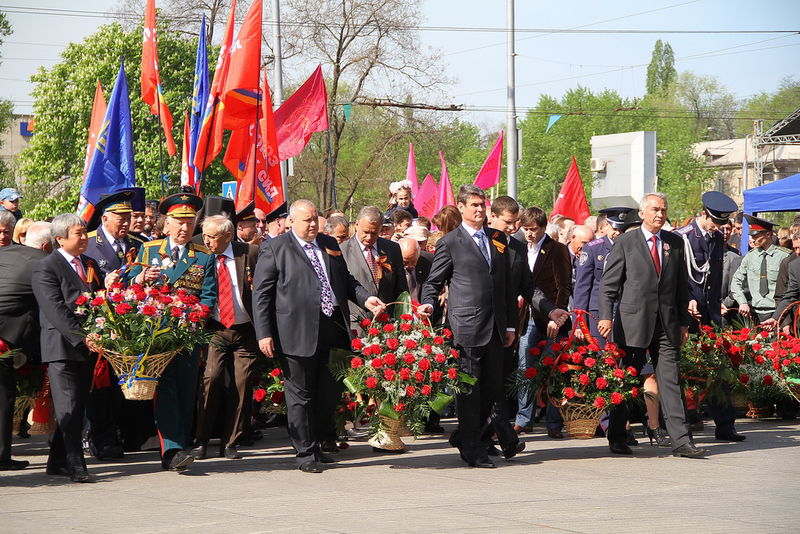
[
  {"xmin": 649, "ymin": 235, "xmax": 661, "ymax": 276},
  {"xmin": 72, "ymin": 257, "xmax": 87, "ymax": 283},
  {"xmin": 217, "ymin": 255, "xmax": 236, "ymax": 328}
]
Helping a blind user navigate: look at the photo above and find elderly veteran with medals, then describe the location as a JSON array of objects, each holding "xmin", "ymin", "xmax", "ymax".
[{"xmin": 128, "ymin": 193, "xmax": 217, "ymax": 472}]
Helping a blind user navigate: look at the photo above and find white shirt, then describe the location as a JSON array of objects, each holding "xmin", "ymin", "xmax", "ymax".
[
  {"xmin": 359, "ymin": 240, "xmax": 379, "ymax": 261},
  {"xmin": 57, "ymin": 248, "xmax": 81, "ymax": 274},
  {"xmin": 527, "ymin": 233, "xmax": 546, "ymax": 272},
  {"xmin": 167, "ymin": 240, "xmax": 186, "ymax": 262},
  {"xmin": 213, "ymin": 243, "xmax": 251, "ymax": 325},
  {"xmin": 102, "ymin": 225, "xmax": 125, "ymax": 253},
  {"xmin": 461, "ymin": 222, "xmax": 491, "ymax": 265},
  {"xmin": 292, "ymin": 230, "xmax": 338, "ymax": 306},
  {"xmin": 640, "ymin": 226, "xmax": 663, "ymax": 266}
]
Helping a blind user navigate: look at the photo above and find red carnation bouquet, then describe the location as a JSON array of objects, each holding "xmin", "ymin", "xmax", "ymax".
[
  {"xmin": 765, "ymin": 332, "xmax": 800, "ymax": 403},
  {"xmin": 254, "ymin": 367, "xmax": 287, "ymax": 414},
  {"xmin": 335, "ymin": 294, "xmax": 467, "ymax": 438},
  {"xmin": 76, "ymin": 282, "xmax": 211, "ymax": 400}
]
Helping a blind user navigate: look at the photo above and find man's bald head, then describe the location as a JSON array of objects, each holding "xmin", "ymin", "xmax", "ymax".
[
  {"xmin": 568, "ymin": 225, "xmax": 595, "ymax": 256},
  {"xmin": 399, "ymin": 237, "xmax": 420, "ymax": 269}
]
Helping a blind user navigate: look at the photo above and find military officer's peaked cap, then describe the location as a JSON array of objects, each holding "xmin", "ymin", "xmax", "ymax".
[
  {"xmin": 702, "ymin": 191, "xmax": 738, "ymax": 225},
  {"xmin": 160, "ymin": 192, "xmax": 203, "ymax": 218},
  {"xmin": 599, "ymin": 207, "xmax": 636, "ymax": 229},
  {"xmin": 743, "ymin": 213, "xmax": 776, "ymax": 234}
]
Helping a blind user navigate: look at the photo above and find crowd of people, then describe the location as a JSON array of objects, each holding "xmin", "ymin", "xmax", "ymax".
[{"xmin": 0, "ymin": 179, "xmax": 799, "ymax": 480}]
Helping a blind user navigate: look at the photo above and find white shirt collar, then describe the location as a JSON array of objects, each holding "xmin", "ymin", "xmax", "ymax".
[
  {"xmin": 292, "ymin": 229, "xmax": 317, "ymax": 249},
  {"xmin": 461, "ymin": 222, "xmax": 485, "ymax": 238},
  {"xmin": 57, "ymin": 247, "xmax": 78, "ymax": 264},
  {"xmin": 358, "ymin": 239, "xmax": 378, "ymax": 255},
  {"xmin": 641, "ymin": 226, "xmax": 661, "ymax": 242},
  {"xmin": 528, "ymin": 232, "xmax": 546, "ymax": 250},
  {"xmin": 101, "ymin": 225, "xmax": 121, "ymax": 246},
  {"xmin": 217, "ymin": 242, "xmax": 234, "ymax": 259}
]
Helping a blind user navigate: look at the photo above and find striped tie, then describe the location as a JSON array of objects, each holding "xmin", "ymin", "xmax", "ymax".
[{"xmin": 217, "ymin": 254, "xmax": 235, "ymax": 328}]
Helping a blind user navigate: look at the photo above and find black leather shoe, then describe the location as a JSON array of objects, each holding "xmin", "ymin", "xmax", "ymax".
[
  {"xmin": 299, "ymin": 461, "xmax": 323, "ymax": 473},
  {"xmin": 223, "ymin": 446, "xmax": 242, "ymax": 459},
  {"xmin": 167, "ymin": 450, "xmax": 194, "ymax": 471},
  {"xmin": 609, "ymin": 442, "xmax": 633, "ymax": 455},
  {"xmin": 469, "ymin": 458, "xmax": 496, "ymax": 468},
  {"xmin": 318, "ymin": 453, "xmax": 336, "ymax": 464},
  {"xmin": 190, "ymin": 443, "xmax": 207, "ymax": 460},
  {"xmin": 424, "ymin": 423, "xmax": 445, "ymax": 433},
  {"xmin": 320, "ymin": 440, "xmax": 339, "ymax": 453},
  {"xmin": 626, "ymin": 429, "xmax": 639, "ymax": 446},
  {"xmin": 503, "ymin": 441, "xmax": 525, "ymax": 459},
  {"xmin": 95, "ymin": 444, "xmax": 125, "ymax": 460},
  {"xmin": 673, "ymin": 443, "xmax": 708, "ymax": 458},
  {"xmin": 70, "ymin": 466, "xmax": 92, "ymax": 483},
  {"xmin": 715, "ymin": 429, "xmax": 746, "ymax": 442},
  {"xmin": 487, "ymin": 444, "xmax": 501, "ymax": 457},
  {"xmin": 547, "ymin": 428, "xmax": 564, "ymax": 439},
  {"xmin": 0, "ymin": 459, "xmax": 29, "ymax": 470},
  {"xmin": 46, "ymin": 465, "xmax": 71, "ymax": 477}
]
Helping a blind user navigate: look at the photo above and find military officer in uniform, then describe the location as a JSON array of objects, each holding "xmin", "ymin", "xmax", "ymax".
[
  {"xmin": 572, "ymin": 207, "xmax": 635, "ymax": 343},
  {"xmin": 128, "ymin": 193, "xmax": 217, "ymax": 472},
  {"xmin": 730, "ymin": 215, "xmax": 791, "ymax": 323},
  {"xmin": 675, "ymin": 191, "xmax": 745, "ymax": 442}
]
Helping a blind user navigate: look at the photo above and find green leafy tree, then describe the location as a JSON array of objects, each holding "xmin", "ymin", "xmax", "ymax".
[
  {"xmin": 738, "ymin": 76, "xmax": 800, "ymax": 136},
  {"xmin": 19, "ymin": 21, "xmax": 221, "ymax": 219},
  {"xmin": 646, "ymin": 40, "xmax": 676, "ymax": 95}
]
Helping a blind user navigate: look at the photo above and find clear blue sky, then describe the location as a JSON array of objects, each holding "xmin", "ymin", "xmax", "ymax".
[{"xmin": 2, "ymin": 0, "xmax": 799, "ymax": 128}]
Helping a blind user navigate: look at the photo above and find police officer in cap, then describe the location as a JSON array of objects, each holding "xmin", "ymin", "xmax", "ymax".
[
  {"xmin": 573, "ymin": 207, "xmax": 635, "ymax": 343},
  {"xmin": 86, "ymin": 190, "xmax": 144, "ymax": 279},
  {"xmin": 676, "ymin": 191, "xmax": 745, "ymax": 442},
  {"xmin": 236, "ymin": 202, "xmax": 262, "ymax": 245},
  {"xmin": 128, "ymin": 193, "xmax": 217, "ymax": 472},
  {"xmin": 263, "ymin": 207, "xmax": 288, "ymax": 240}
]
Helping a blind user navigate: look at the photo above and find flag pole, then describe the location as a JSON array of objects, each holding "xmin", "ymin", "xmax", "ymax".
[
  {"xmin": 156, "ymin": 94, "xmax": 166, "ymax": 196},
  {"xmin": 252, "ymin": 83, "xmax": 262, "ymax": 205},
  {"xmin": 325, "ymin": 104, "xmax": 337, "ymax": 209}
]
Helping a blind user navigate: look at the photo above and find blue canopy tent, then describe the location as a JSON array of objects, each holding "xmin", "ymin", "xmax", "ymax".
[{"xmin": 741, "ymin": 172, "xmax": 800, "ymax": 253}]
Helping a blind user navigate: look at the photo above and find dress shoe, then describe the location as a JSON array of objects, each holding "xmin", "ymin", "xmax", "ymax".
[
  {"xmin": 547, "ymin": 428, "xmax": 564, "ymax": 439},
  {"xmin": 502, "ymin": 441, "xmax": 525, "ymax": 459},
  {"xmin": 715, "ymin": 429, "xmax": 746, "ymax": 442},
  {"xmin": 190, "ymin": 443, "xmax": 207, "ymax": 460},
  {"xmin": 70, "ymin": 466, "xmax": 92, "ymax": 483},
  {"xmin": 46, "ymin": 465, "xmax": 71, "ymax": 477},
  {"xmin": 167, "ymin": 450, "xmax": 194, "ymax": 471},
  {"xmin": 672, "ymin": 443, "xmax": 708, "ymax": 458},
  {"xmin": 299, "ymin": 461, "xmax": 323, "ymax": 473},
  {"xmin": 609, "ymin": 442, "xmax": 633, "ymax": 455},
  {"xmin": 95, "ymin": 444, "xmax": 125, "ymax": 460},
  {"xmin": 317, "ymin": 453, "xmax": 336, "ymax": 464},
  {"xmin": 487, "ymin": 444, "xmax": 501, "ymax": 457},
  {"xmin": 223, "ymin": 446, "xmax": 242, "ymax": 459},
  {"xmin": 424, "ymin": 423, "xmax": 445, "ymax": 433},
  {"xmin": 320, "ymin": 440, "xmax": 339, "ymax": 453},
  {"xmin": 0, "ymin": 459, "xmax": 29, "ymax": 470},
  {"xmin": 513, "ymin": 424, "xmax": 531, "ymax": 435},
  {"xmin": 469, "ymin": 458, "xmax": 496, "ymax": 468},
  {"xmin": 626, "ymin": 429, "xmax": 639, "ymax": 446}
]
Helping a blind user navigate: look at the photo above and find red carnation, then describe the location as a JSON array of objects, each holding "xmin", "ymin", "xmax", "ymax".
[
  {"xmin": 188, "ymin": 312, "xmax": 201, "ymax": 323},
  {"xmin": 394, "ymin": 402, "xmax": 405, "ymax": 412},
  {"xmin": 584, "ymin": 357, "xmax": 596, "ymax": 368},
  {"xmin": 542, "ymin": 356, "xmax": 555, "ymax": 367},
  {"xmin": 442, "ymin": 328, "xmax": 453, "ymax": 339},
  {"xmin": 421, "ymin": 385, "xmax": 432, "ymax": 396},
  {"xmin": 271, "ymin": 391, "xmax": 285, "ymax": 404},
  {"xmin": 529, "ymin": 347, "xmax": 541, "ymax": 357},
  {"xmin": 376, "ymin": 313, "xmax": 390, "ymax": 323},
  {"xmin": 631, "ymin": 387, "xmax": 639, "ymax": 398},
  {"xmin": 604, "ymin": 357, "xmax": 616, "ymax": 366},
  {"xmin": 418, "ymin": 358, "xmax": 431, "ymax": 371},
  {"xmin": 75, "ymin": 295, "xmax": 88, "ymax": 306},
  {"xmin": 447, "ymin": 368, "xmax": 458, "ymax": 380},
  {"xmin": 360, "ymin": 318, "xmax": 372, "ymax": 328},
  {"xmin": 384, "ymin": 353, "xmax": 397, "ymax": 366},
  {"xmin": 90, "ymin": 296, "xmax": 104, "ymax": 307},
  {"xmin": 141, "ymin": 305, "xmax": 157, "ymax": 316},
  {"xmin": 406, "ymin": 385, "xmax": 416, "ymax": 396},
  {"xmin": 595, "ymin": 377, "xmax": 608, "ymax": 389},
  {"xmin": 170, "ymin": 307, "xmax": 183, "ymax": 318},
  {"xmin": 421, "ymin": 329, "xmax": 431, "ymax": 338},
  {"xmin": 594, "ymin": 396, "xmax": 606, "ymax": 408},
  {"xmin": 115, "ymin": 303, "xmax": 132, "ymax": 315},
  {"xmin": 626, "ymin": 366, "xmax": 637, "ymax": 377},
  {"xmin": 351, "ymin": 338, "xmax": 363, "ymax": 351},
  {"xmin": 400, "ymin": 314, "xmax": 413, "ymax": 322},
  {"xmin": 365, "ymin": 377, "xmax": 378, "ymax": 389},
  {"xmin": 110, "ymin": 293, "xmax": 124, "ymax": 303},
  {"xmin": 403, "ymin": 353, "xmax": 416, "ymax": 364},
  {"xmin": 404, "ymin": 339, "xmax": 418, "ymax": 349},
  {"xmin": 524, "ymin": 367, "xmax": 538, "ymax": 379},
  {"xmin": 270, "ymin": 368, "xmax": 282, "ymax": 377},
  {"xmin": 423, "ymin": 344, "xmax": 433, "ymax": 355},
  {"xmin": 739, "ymin": 374, "xmax": 749, "ymax": 384},
  {"xmin": 763, "ymin": 375, "xmax": 774, "ymax": 386},
  {"xmin": 433, "ymin": 336, "xmax": 445, "ymax": 345},
  {"xmin": 414, "ymin": 371, "xmax": 424, "ymax": 382},
  {"xmin": 579, "ymin": 373, "xmax": 590, "ymax": 386},
  {"xmin": 611, "ymin": 392, "xmax": 623, "ymax": 405},
  {"xmin": 350, "ymin": 357, "xmax": 364, "ymax": 369},
  {"xmin": 368, "ymin": 327, "xmax": 380, "ymax": 336},
  {"xmin": 613, "ymin": 368, "xmax": 624, "ymax": 379},
  {"xmin": 755, "ymin": 355, "xmax": 765, "ymax": 365},
  {"xmin": 571, "ymin": 353, "xmax": 583, "ymax": 364},
  {"xmin": 449, "ymin": 349, "xmax": 459, "ymax": 359},
  {"xmin": 386, "ymin": 338, "xmax": 400, "ymax": 350},
  {"xmin": 400, "ymin": 323, "xmax": 412, "ymax": 332},
  {"xmin": 399, "ymin": 368, "xmax": 412, "ymax": 380},
  {"xmin": 383, "ymin": 323, "xmax": 395, "ymax": 333},
  {"xmin": 434, "ymin": 353, "xmax": 446, "ymax": 364},
  {"xmin": 552, "ymin": 342, "xmax": 562, "ymax": 352},
  {"xmin": 253, "ymin": 388, "xmax": 267, "ymax": 402},
  {"xmin": 384, "ymin": 368, "xmax": 397, "ymax": 380},
  {"xmin": 431, "ymin": 370, "xmax": 443, "ymax": 382},
  {"xmin": 558, "ymin": 363, "xmax": 569, "ymax": 374},
  {"xmin": 371, "ymin": 358, "xmax": 384, "ymax": 369},
  {"xmin": 564, "ymin": 387, "xmax": 576, "ymax": 399}
]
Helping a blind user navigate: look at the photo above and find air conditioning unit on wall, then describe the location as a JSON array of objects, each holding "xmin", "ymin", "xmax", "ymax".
[{"xmin": 590, "ymin": 158, "xmax": 606, "ymax": 172}]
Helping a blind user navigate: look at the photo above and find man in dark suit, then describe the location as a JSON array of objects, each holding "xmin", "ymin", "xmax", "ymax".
[
  {"xmin": 192, "ymin": 215, "xmax": 260, "ymax": 460},
  {"xmin": 340, "ymin": 206, "xmax": 408, "ymax": 334},
  {"xmin": 598, "ymin": 193, "xmax": 707, "ymax": 458},
  {"xmin": 128, "ymin": 193, "xmax": 217, "ymax": 472},
  {"xmin": 32, "ymin": 214, "xmax": 104, "ymax": 482},
  {"xmin": 0, "ymin": 222, "xmax": 52, "ymax": 470},
  {"xmin": 253, "ymin": 199, "xmax": 385, "ymax": 473},
  {"xmin": 418, "ymin": 184, "xmax": 517, "ymax": 468}
]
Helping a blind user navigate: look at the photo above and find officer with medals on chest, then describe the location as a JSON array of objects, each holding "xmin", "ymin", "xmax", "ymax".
[
  {"xmin": 85, "ymin": 190, "xmax": 144, "ymax": 279},
  {"xmin": 573, "ymin": 207, "xmax": 634, "ymax": 343},
  {"xmin": 128, "ymin": 193, "xmax": 217, "ymax": 472},
  {"xmin": 675, "ymin": 191, "xmax": 746, "ymax": 442}
]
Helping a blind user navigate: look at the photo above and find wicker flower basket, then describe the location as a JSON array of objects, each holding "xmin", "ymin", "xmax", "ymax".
[
  {"xmin": 745, "ymin": 401, "xmax": 774, "ymax": 419},
  {"xmin": 367, "ymin": 415, "xmax": 406, "ymax": 452},
  {"xmin": 102, "ymin": 350, "xmax": 178, "ymax": 401},
  {"xmin": 558, "ymin": 402, "xmax": 605, "ymax": 439},
  {"xmin": 27, "ymin": 395, "xmax": 55, "ymax": 435},
  {"xmin": 12, "ymin": 396, "xmax": 28, "ymax": 435}
]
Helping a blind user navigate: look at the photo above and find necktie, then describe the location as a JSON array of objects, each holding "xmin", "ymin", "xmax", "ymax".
[
  {"xmin": 216, "ymin": 255, "xmax": 236, "ymax": 328},
  {"xmin": 649, "ymin": 235, "xmax": 661, "ymax": 276},
  {"xmin": 114, "ymin": 240, "xmax": 124, "ymax": 260},
  {"xmin": 474, "ymin": 232, "xmax": 491, "ymax": 266},
  {"xmin": 365, "ymin": 246, "xmax": 379, "ymax": 284},
  {"xmin": 759, "ymin": 251, "xmax": 769, "ymax": 297},
  {"xmin": 406, "ymin": 267, "xmax": 417, "ymax": 300},
  {"xmin": 171, "ymin": 246, "xmax": 180, "ymax": 264},
  {"xmin": 304, "ymin": 243, "xmax": 335, "ymax": 317},
  {"xmin": 72, "ymin": 257, "xmax": 87, "ymax": 283}
]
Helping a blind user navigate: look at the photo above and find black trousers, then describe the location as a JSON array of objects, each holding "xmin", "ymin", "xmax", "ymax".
[
  {"xmin": 48, "ymin": 360, "xmax": 92, "ymax": 469},
  {"xmin": 279, "ymin": 310, "xmax": 349, "ymax": 464},
  {"xmin": 609, "ymin": 319, "xmax": 690, "ymax": 450},
  {"xmin": 454, "ymin": 331, "xmax": 504, "ymax": 463},
  {"xmin": 480, "ymin": 344, "xmax": 520, "ymax": 451},
  {"xmin": 196, "ymin": 321, "xmax": 259, "ymax": 448},
  {"xmin": 0, "ymin": 358, "xmax": 15, "ymax": 463}
]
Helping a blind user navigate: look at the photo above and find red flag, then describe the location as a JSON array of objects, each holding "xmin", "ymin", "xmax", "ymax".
[
  {"xmin": 551, "ymin": 156, "xmax": 590, "ymax": 224},
  {"xmin": 274, "ymin": 65, "xmax": 328, "ymax": 160},
  {"xmin": 407, "ymin": 142, "xmax": 419, "ymax": 197},
  {"xmin": 416, "ymin": 174, "xmax": 439, "ymax": 220},
  {"xmin": 180, "ymin": 111, "xmax": 193, "ymax": 190},
  {"xmin": 474, "ymin": 131, "xmax": 504, "ymax": 190},
  {"xmin": 140, "ymin": 0, "xmax": 176, "ymax": 156},
  {"xmin": 221, "ymin": 0, "xmax": 263, "ymax": 130},
  {"xmin": 434, "ymin": 151, "xmax": 455, "ymax": 214},
  {"xmin": 193, "ymin": 0, "xmax": 237, "ymax": 171},
  {"xmin": 235, "ymin": 70, "xmax": 285, "ymax": 215},
  {"xmin": 223, "ymin": 125, "xmax": 253, "ymax": 181},
  {"xmin": 82, "ymin": 80, "xmax": 107, "ymax": 182}
]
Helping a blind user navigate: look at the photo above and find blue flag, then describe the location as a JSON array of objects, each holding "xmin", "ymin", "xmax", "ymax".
[
  {"xmin": 77, "ymin": 60, "xmax": 135, "ymax": 221},
  {"xmin": 187, "ymin": 15, "xmax": 209, "ymax": 193}
]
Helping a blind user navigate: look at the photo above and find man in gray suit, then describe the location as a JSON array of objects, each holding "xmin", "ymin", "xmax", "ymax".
[
  {"xmin": 340, "ymin": 206, "xmax": 407, "ymax": 333},
  {"xmin": 598, "ymin": 193, "xmax": 707, "ymax": 459},
  {"xmin": 418, "ymin": 184, "xmax": 517, "ymax": 468},
  {"xmin": 253, "ymin": 200, "xmax": 385, "ymax": 473}
]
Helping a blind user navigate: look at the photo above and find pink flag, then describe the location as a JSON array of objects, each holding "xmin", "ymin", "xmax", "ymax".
[
  {"xmin": 407, "ymin": 142, "xmax": 419, "ymax": 197},
  {"xmin": 416, "ymin": 173, "xmax": 439, "ymax": 220},
  {"xmin": 434, "ymin": 151, "xmax": 456, "ymax": 214},
  {"xmin": 474, "ymin": 131, "xmax": 504, "ymax": 190}
]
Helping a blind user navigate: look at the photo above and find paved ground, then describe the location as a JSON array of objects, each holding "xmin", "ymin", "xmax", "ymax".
[{"xmin": 1, "ymin": 417, "xmax": 798, "ymax": 533}]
